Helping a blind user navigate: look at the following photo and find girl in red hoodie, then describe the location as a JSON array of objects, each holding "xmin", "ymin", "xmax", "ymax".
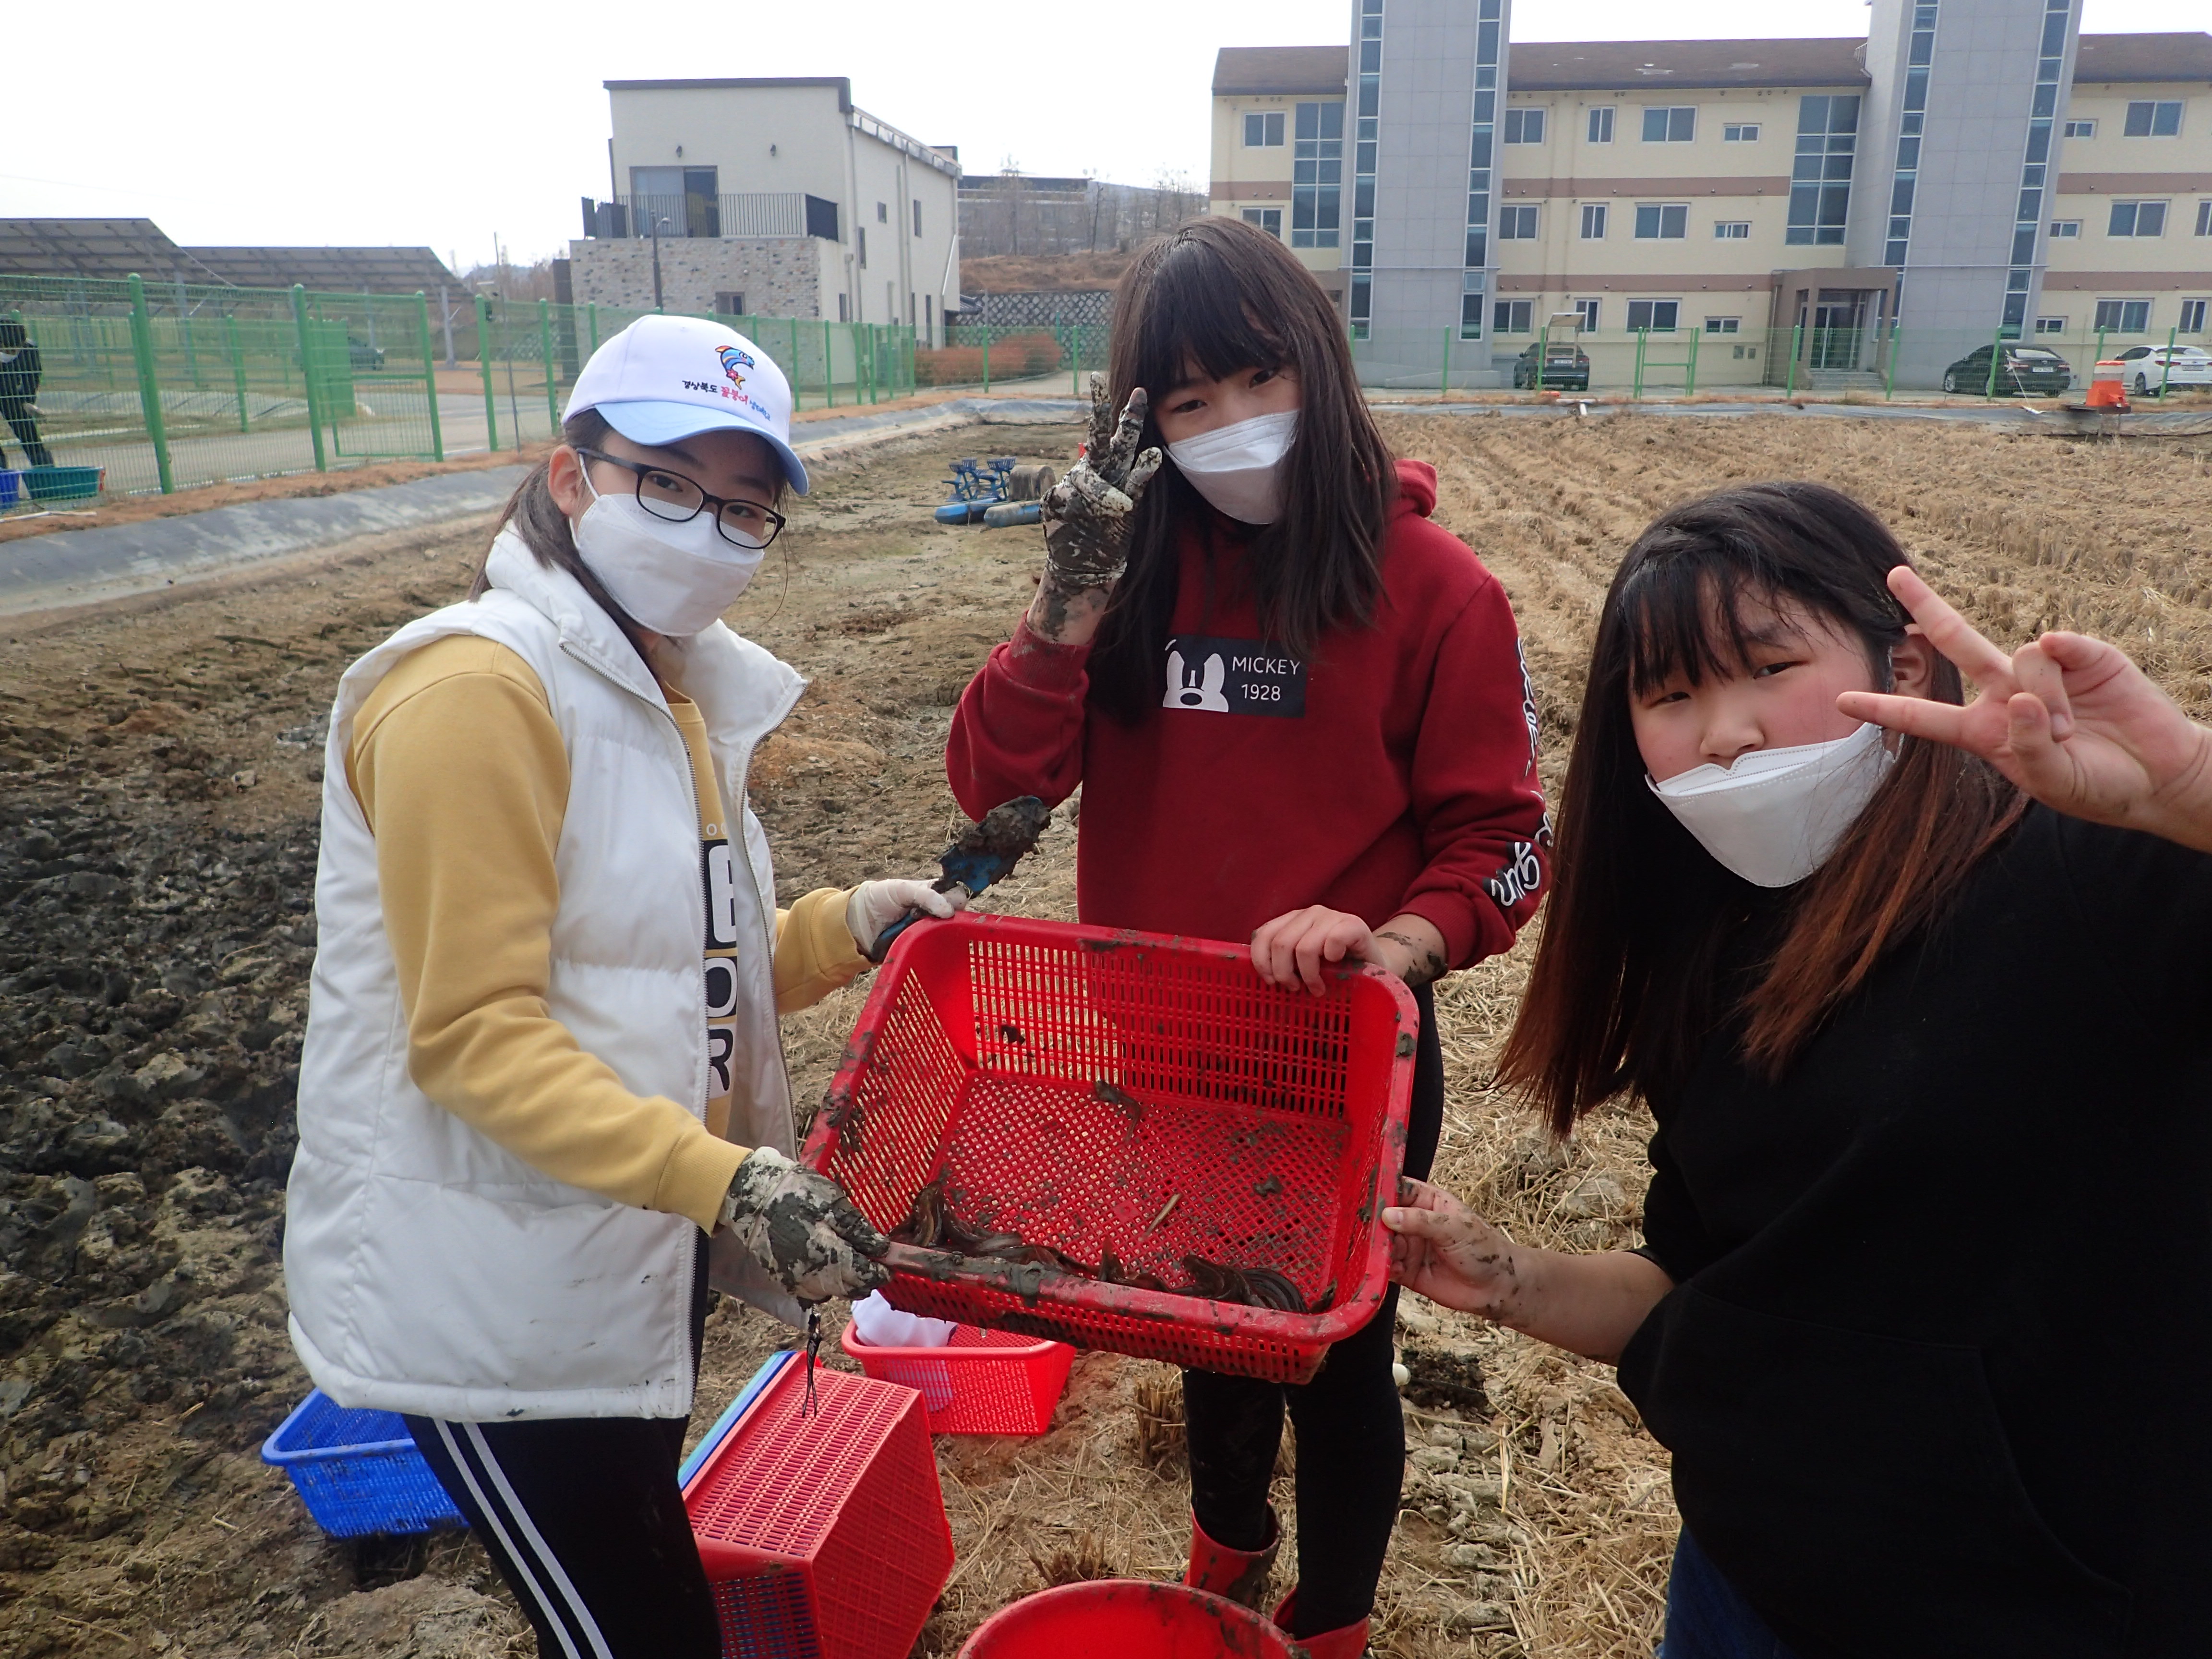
[{"xmin": 946, "ymin": 217, "xmax": 1549, "ymax": 1655}]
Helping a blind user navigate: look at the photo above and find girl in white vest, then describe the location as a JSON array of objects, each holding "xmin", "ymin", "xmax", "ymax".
[{"xmin": 285, "ymin": 315, "xmax": 951, "ymax": 1657}]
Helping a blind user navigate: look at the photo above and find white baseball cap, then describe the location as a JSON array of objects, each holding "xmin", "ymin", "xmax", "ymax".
[{"xmin": 563, "ymin": 314, "xmax": 809, "ymax": 495}]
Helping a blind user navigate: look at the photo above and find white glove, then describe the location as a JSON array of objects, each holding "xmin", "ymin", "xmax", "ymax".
[{"xmin": 845, "ymin": 879, "xmax": 966, "ymax": 956}]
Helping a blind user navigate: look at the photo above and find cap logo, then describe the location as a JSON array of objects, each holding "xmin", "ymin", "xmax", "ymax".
[{"xmin": 717, "ymin": 346, "xmax": 756, "ymax": 387}]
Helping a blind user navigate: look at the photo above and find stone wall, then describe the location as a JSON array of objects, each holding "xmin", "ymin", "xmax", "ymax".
[{"xmin": 566, "ymin": 237, "xmax": 826, "ymax": 318}]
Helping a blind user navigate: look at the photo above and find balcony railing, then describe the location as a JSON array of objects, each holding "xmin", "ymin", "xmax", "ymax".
[{"xmin": 580, "ymin": 192, "xmax": 840, "ymax": 242}]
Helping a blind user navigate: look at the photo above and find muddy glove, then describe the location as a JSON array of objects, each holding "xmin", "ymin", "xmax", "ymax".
[
  {"xmin": 844, "ymin": 879, "xmax": 967, "ymax": 956},
  {"xmin": 1040, "ymin": 373, "xmax": 1165, "ymax": 589},
  {"xmin": 719, "ymin": 1147, "xmax": 890, "ymax": 1303}
]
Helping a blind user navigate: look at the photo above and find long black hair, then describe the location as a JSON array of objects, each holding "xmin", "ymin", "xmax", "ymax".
[
  {"xmin": 1086, "ymin": 217, "xmax": 1397, "ymax": 722},
  {"xmin": 1499, "ymin": 481, "xmax": 2024, "ymax": 1128}
]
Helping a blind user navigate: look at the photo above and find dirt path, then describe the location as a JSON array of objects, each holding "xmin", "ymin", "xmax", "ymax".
[{"xmin": 2, "ymin": 414, "xmax": 2207, "ymax": 1658}]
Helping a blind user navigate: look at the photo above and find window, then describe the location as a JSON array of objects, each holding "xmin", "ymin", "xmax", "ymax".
[
  {"xmin": 913, "ymin": 199, "xmax": 923, "ymax": 236},
  {"xmin": 1573, "ymin": 299, "xmax": 1601, "ymax": 330},
  {"xmin": 1705, "ymin": 316, "xmax": 1741, "ymax": 334},
  {"xmin": 1493, "ymin": 300, "xmax": 1535, "ymax": 333},
  {"xmin": 876, "ymin": 202, "xmax": 888, "ymax": 223},
  {"xmin": 1244, "ymin": 111, "xmax": 1286, "ymax": 147},
  {"xmin": 1588, "ymin": 107, "xmax": 1615, "ymax": 144},
  {"xmin": 714, "ymin": 291, "xmax": 746, "ymax": 316},
  {"xmin": 837, "ymin": 292, "xmax": 849, "ymax": 322},
  {"xmin": 857, "ymin": 226, "xmax": 867, "ymax": 266},
  {"xmin": 1504, "ymin": 108, "xmax": 1546, "ymax": 144},
  {"xmin": 2198, "ymin": 201, "xmax": 2212, "ymax": 236},
  {"xmin": 630, "ymin": 164, "xmax": 720, "ymax": 236},
  {"xmin": 2109, "ymin": 200, "xmax": 2167, "ymax": 238},
  {"xmin": 1580, "ymin": 203, "xmax": 1608, "ymax": 239},
  {"xmin": 1499, "ymin": 204, "xmax": 1539, "ymax": 239},
  {"xmin": 2063, "ymin": 119, "xmax": 2096, "ymax": 138},
  {"xmin": 2094, "ymin": 299, "xmax": 2152, "ymax": 332},
  {"xmin": 2035, "ymin": 316, "xmax": 2068, "ymax": 335},
  {"xmin": 1292, "ymin": 101, "xmax": 1344, "ymax": 249},
  {"xmin": 1715, "ymin": 220, "xmax": 1751, "ymax": 239},
  {"xmin": 2124, "ymin": 100, "xmax": 2183, "ymax": 138},
  {"xmin": 1635, "ymin": 203, "xmax": 1688, "ymax": 240},
  {"xmin": 1240, "ymin": 206, "xmax": 1283, "ymax": 238},
  {"xmin": 2181, "ymin": 299, "xmax": 2208, "ymax": 333},
  {"xmin": 1723, "ymin": 123, "xmax": 1760, "ymax": 143},
  {"xmin": 2049, "ymin": 219, "xmax": 2080, "ymax": 238},
  {"xmin": 1643, "ymin": 107, "xmax": 1696, "ymax": 143},
  {"xmin": 1789, "ymin": 93, "xmax": 1860, "ymax": 246},
  {"xmin": 1627, "ymin": 300, "xmax": 1680, "ymax": 332}
]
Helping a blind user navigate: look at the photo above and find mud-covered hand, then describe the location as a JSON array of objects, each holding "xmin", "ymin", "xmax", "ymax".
[
  {"xmin": 719, "ymin": 1146, "xmax": 890, "ymax": 1303},
  {"xmin": 844, "ymin": 879, "xmax": 967, "ymax": 955},
  {"xmin": 1040, "ymin": 373, "xmax": 1165, "ymax": 589}
]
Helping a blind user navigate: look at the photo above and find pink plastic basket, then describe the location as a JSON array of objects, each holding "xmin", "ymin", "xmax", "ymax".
[
  {"xmin": 841, "ymin": 1320, "xmax": 1075, "ymax": 1436},
  {"xmin": 801, "ymin": 912, "xmax": 1419, "ymax": 1385}
]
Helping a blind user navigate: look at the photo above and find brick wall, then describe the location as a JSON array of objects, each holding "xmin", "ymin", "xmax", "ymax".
[{"xmin": 566, "ymin": 237, "xmax": 827, "ymax": 318}]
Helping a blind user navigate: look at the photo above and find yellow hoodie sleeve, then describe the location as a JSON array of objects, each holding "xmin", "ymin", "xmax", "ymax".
[
  {"xmin": 349, "ymin": 635, "xmax": 745, "ymax": 1232},
  {"xmin": 773, "ymin": 887, "xmax": 870, "ymax": 1012}
]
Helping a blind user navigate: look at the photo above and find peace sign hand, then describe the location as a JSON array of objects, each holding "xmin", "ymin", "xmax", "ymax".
[{"xmin": 1836, "ymin": 566, "xmax": 2212, "ymax": 854}]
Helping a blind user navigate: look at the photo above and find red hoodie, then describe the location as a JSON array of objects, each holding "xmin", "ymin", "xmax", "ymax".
[{"xmin": 946, "ymin": 459, "xmax": 1549, "ymax": 967}]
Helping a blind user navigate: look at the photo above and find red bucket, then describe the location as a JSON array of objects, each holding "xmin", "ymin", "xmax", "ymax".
[
  {"xmin": 801, "ymin": 912, "xmax": 1419, "ymax": 1385},
  {"xmin": 958, "ymin": 1581, "xmax": 1300, "ymax": 1658}
]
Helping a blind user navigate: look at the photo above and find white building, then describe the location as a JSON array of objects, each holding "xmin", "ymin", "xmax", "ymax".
[{"xmin": 570, "ymin": 76, "xmax": 961, "ymax": 340}]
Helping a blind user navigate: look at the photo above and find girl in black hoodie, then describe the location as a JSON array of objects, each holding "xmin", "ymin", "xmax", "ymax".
[{"xmin": 1384, "ymin": 481, "xmax": 2212, "ymax": 1659}]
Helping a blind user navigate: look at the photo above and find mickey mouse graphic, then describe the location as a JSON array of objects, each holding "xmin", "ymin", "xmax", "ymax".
[{"xmin": 1163, "ymin": 649, "xmax": 1231, "ymax": 712}]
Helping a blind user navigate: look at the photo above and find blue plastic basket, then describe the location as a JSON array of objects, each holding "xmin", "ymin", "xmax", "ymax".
[{"xmin": 260, "ymin": 1389, "xmax": 465, "ymax": 1538}]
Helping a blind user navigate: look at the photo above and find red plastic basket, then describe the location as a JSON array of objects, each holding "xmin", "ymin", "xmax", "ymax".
[
  {"xmin": 840, "ymin": 1320, "xmax": 1075, "ymax": 1436},
  {"xmin": 958, "ymin": 1580, "xmax": 1300, "ymax": 1658},
  {"xmin": 683, "ymin": 1352, "xmax": 954, "ymax": 1659},
  {"xmin": 801, "ymin": 912, "xmax": 1419, "ymax": 1384}
]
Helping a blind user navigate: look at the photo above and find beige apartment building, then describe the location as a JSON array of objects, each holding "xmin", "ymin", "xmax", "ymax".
[{"xmin": 1212, "ymin": 29, "xmax": 2212, "ymax": 384}]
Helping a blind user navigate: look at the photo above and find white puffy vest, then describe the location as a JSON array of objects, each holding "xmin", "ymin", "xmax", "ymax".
[{"xmin": 285, "ymin": 530, "xmax": 805, "ymax": 1421}]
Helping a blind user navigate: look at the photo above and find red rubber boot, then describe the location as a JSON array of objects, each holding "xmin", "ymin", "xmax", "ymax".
[
  {"xmin": 1273, "ymin": 1589, "xmax": 1371, "ymax": 1659},
  {"xmin": 1183, "ymin": 1510, "xmax": 1280, "ymax": 1610}
]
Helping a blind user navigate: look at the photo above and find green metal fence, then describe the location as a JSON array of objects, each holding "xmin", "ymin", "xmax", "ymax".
[
  {"xmin": 1346, "ymin": 322, "xmax": 2207, "ymax": 399},
  {"xmin": 0, "ymin": 273, "xmax": 918, "ymax": 511}
]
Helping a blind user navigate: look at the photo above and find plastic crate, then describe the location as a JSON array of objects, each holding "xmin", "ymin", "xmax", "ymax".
[
  {"xmin": 801, "ymin": 912, "xmax": 1419, "ymax": 1385},
  {"xmin": 0, "ymin": 470, "xmax": 19, "ymax": 507},
  {"xmin": 841, "ymin": 1320, "xmax": 1074, "ymax": 1436},
  {"xmin": 684, "ymin": 1351, "xmax": 954, "ymax": 1659},
  {"xmin": 23, "ymin": 465, "xmax": 102, "ymax": 502},
  {"xmin": 259, "ymin": 1389, "xmax": 464, "ymax": 1539}
]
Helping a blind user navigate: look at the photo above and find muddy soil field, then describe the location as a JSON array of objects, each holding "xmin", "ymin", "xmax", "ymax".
[{"xmin": 2, "ymin": 412, "xmax": 2208, "ymax": 1658}]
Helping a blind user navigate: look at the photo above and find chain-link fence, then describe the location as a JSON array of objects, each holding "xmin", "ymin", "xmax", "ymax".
[{"xmin": 0, "ymin": 274, "xmax": 918, "ymax": 514}]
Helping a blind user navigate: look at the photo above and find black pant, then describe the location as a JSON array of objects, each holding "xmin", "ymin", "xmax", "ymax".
[
  {"xmin": 1183, "ymin": 981, "xmax": 1445, "ymax": 1639},
  {"xmin": 406, "ymin": 1236, "xmax": 721, "ymax": 1659},
  {"xmin": 0, "ymin": 397, "xmax": 52, "ymax": 470}
]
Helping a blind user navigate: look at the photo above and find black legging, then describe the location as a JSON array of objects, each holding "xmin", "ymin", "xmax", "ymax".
[
  {"xmin": 1182, "ymin": 980, "xmax": 1446, "ymax": 1638},
  {"xmin": 406, "ymin": 1233, "xmax": 722, "ymax": 1659},
  {"xmin": 0, "ymin": 398, "xmax": 52, "ymax": 470}
]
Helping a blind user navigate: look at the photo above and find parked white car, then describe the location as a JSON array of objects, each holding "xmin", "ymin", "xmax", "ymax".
[{"xmin": 2113, "ymin": 345, "xmax": 2212, "ymax": 396}]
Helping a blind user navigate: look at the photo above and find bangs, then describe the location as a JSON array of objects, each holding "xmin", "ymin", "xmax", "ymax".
[
  {"xmin": 1616, "ymin": 552, "xmax": 1802, "ymax": 697},
  {"xmin": 1126, "ymin": 238, "xmax": 1287, "ymax": 394}
]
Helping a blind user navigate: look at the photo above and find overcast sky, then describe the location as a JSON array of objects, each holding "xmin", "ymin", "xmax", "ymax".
[{"xmin": 6, "ymin": 0, "xmax": 2200, "ymax": 271}]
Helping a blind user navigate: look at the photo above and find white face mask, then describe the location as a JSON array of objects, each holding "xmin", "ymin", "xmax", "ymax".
[
  {"xmin": 569, "ymin": 470, "xmax": 765, "ymax": 638},
  {"xmin": 1165, "ymin": 410, "xmax": 1298, "ymax": 525},
  {"xmin": 1647, "ymin": 722, "xmax": 1896, "ymax": 888}
]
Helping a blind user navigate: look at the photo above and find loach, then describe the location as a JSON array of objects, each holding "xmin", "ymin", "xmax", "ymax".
[{"xmin": 886, "ymin": 1175, "xmax": 1319, "ymax": 1311}]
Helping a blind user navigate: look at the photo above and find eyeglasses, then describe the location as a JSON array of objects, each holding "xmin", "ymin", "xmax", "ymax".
[{"xmin": 575, "ymin": 448, "xmax": 788, "ymax": 551}]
